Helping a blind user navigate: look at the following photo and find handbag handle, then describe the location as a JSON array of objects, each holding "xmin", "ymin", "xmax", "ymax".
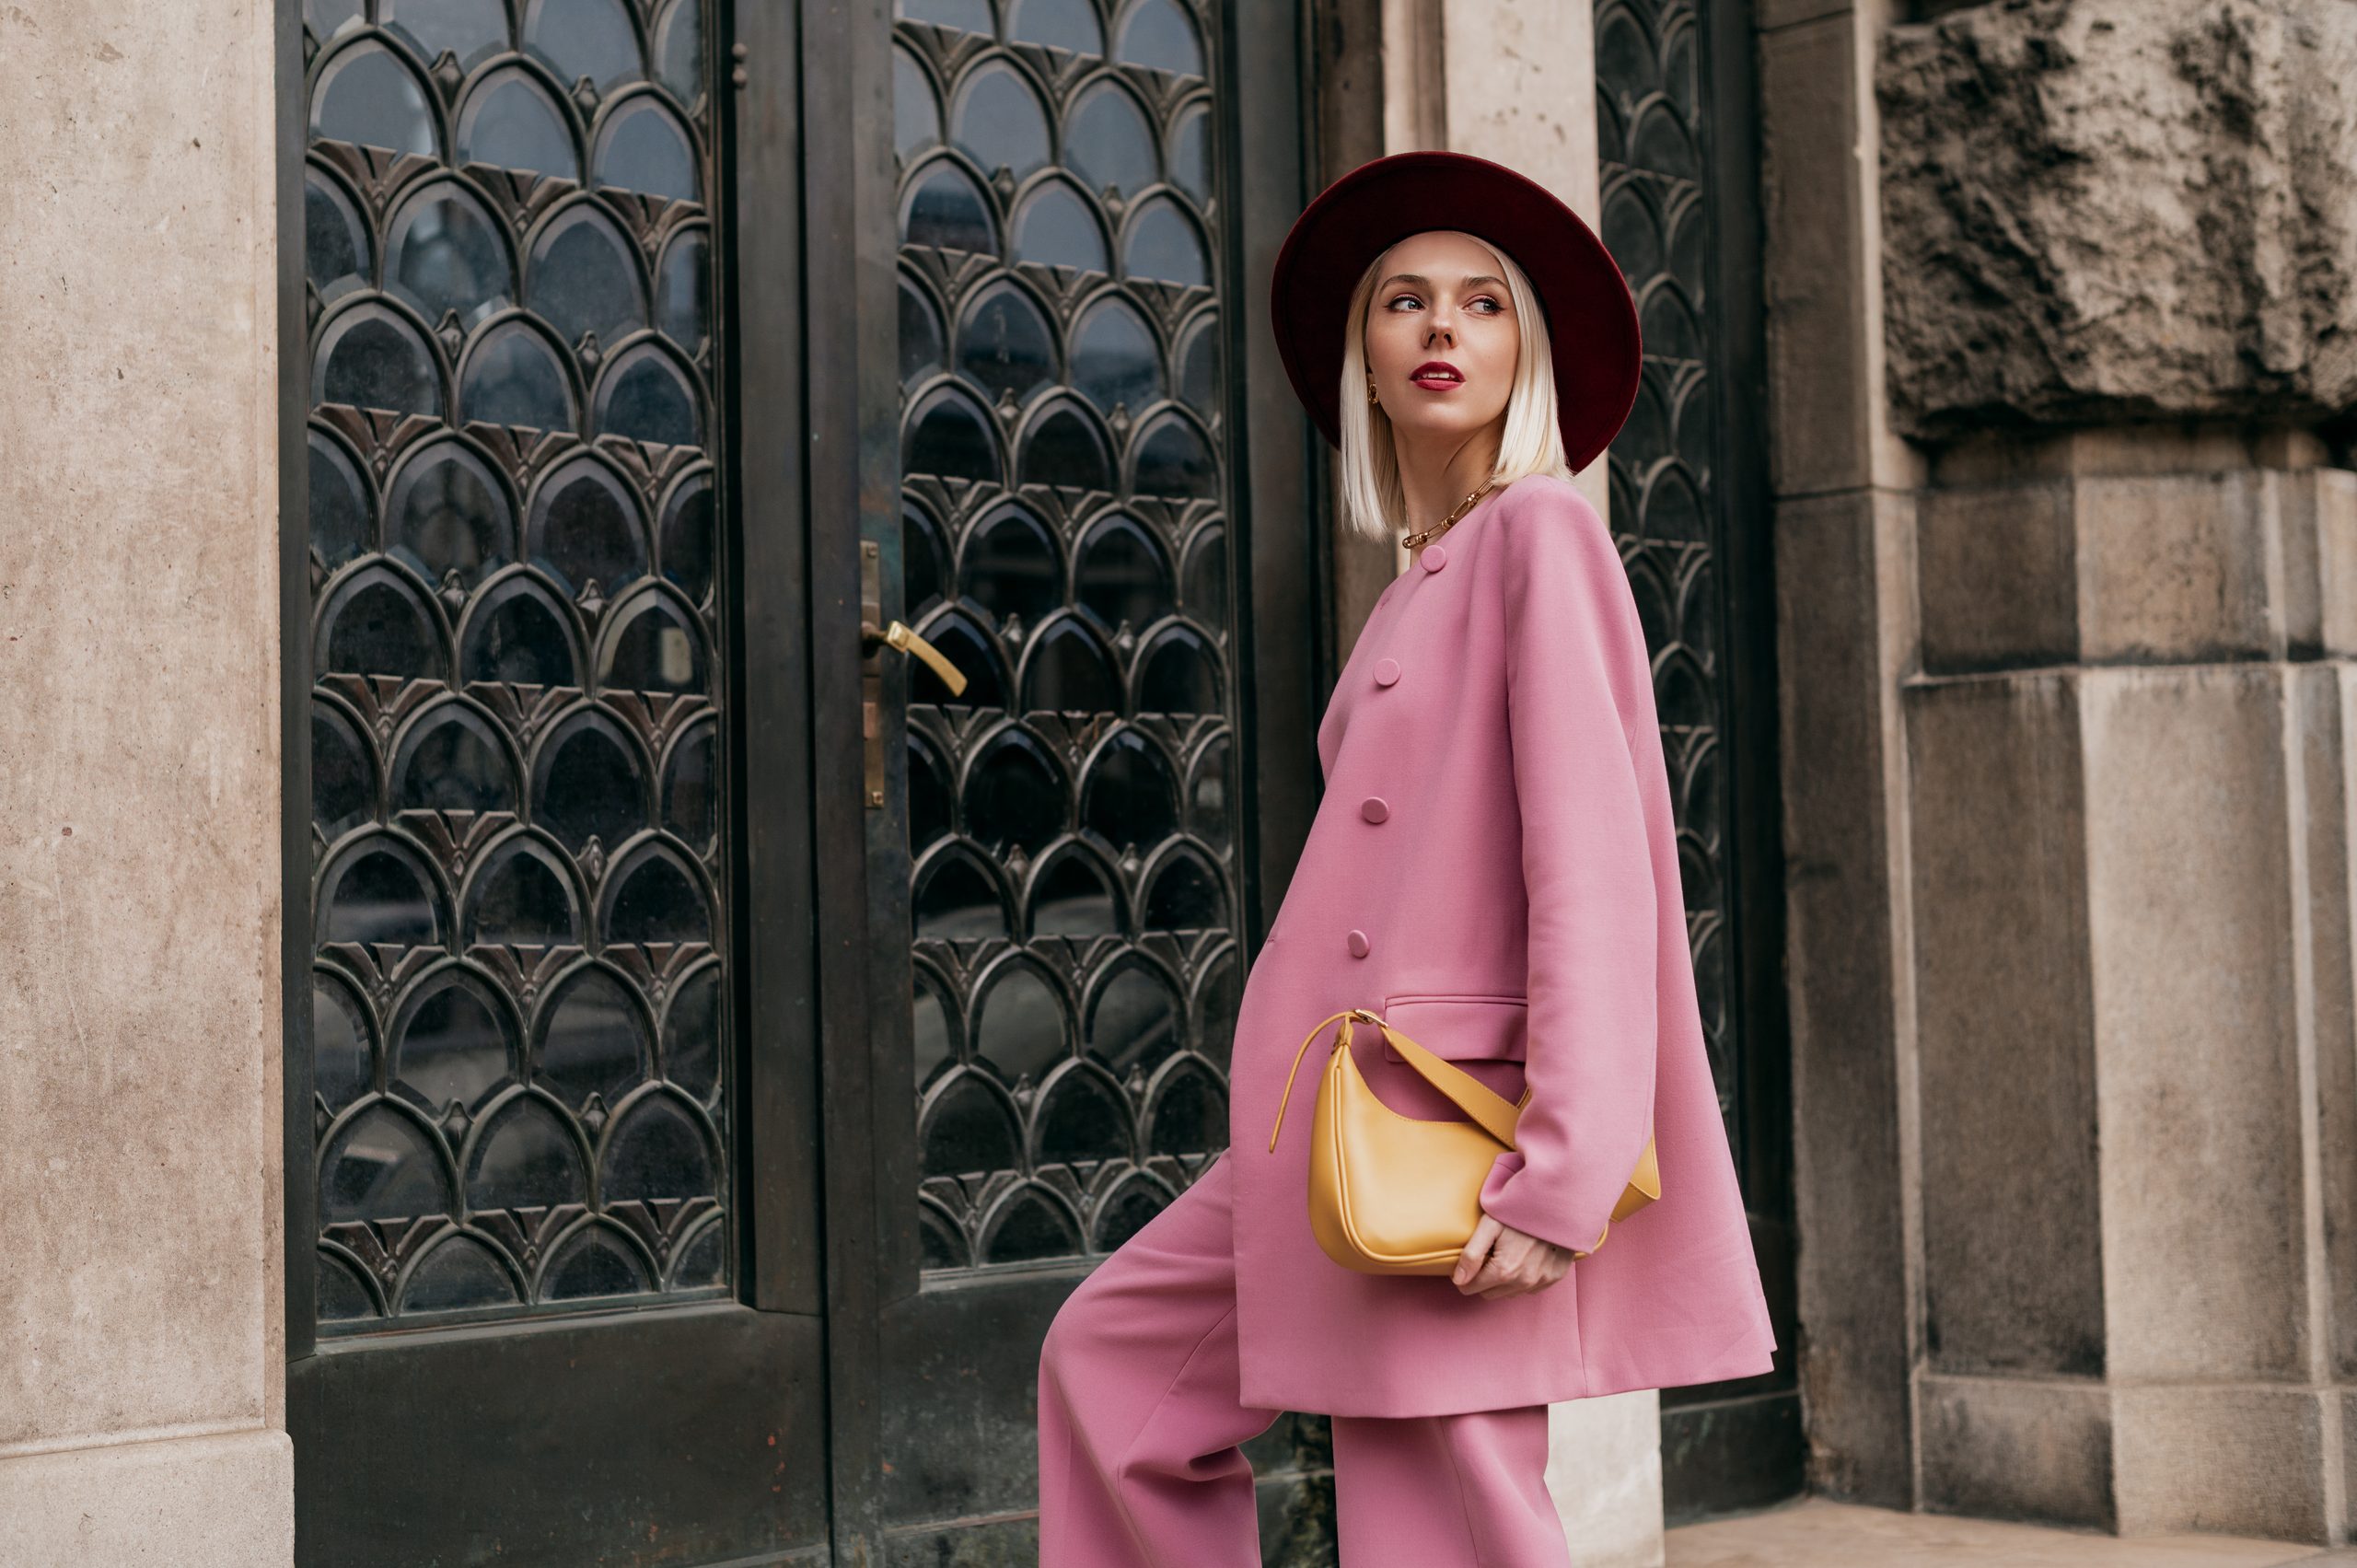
[{"xmin": 1266, "ymin": 1008, "xmax": 1532, "ymax": 1152}]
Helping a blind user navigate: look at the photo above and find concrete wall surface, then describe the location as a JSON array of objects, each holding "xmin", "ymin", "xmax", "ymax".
[{"xmin": 0, "ymin": 0, "xmax": 291, "ymax": 1561}]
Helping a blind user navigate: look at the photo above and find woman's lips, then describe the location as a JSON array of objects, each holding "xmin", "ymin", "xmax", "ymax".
[{"xmin": 1410, "ymin": 370, "xmax": 1464, "ymax": 391}]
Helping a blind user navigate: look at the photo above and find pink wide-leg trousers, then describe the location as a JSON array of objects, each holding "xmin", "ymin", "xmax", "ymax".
[{"xmin": 1037, "ymin": 1151, "xmax": 1573, "ymax": 1566}]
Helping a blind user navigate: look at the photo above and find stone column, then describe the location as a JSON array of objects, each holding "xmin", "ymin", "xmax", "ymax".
[
  {"xmin": 1878, "ymin": 0, "xmax": 2357, "ymax": 1541},
  {"xmin": 1759, "ymin": 0, "xmax": 1928, "ymax": 1511},
  {"xmin": 0, "ymin": 2, "xmax": 293, "ymax": 1562}
]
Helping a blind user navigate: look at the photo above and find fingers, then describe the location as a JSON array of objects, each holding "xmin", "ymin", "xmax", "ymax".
[{"xmin": 1453, "ymin": 1214, "xmax": 1502, "ymax": 1288}]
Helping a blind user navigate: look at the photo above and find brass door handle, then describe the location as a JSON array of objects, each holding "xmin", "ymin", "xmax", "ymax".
[{"xmin": 862, "ymin": 619, "xmax": 968, "ymax": 697}]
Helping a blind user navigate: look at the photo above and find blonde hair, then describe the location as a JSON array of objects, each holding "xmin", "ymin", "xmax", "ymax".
[{"xmin": 1334, "ymin": 233, "xmax": 1574, "ymax": 542}]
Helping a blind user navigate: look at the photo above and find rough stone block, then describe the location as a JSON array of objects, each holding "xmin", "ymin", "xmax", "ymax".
[
  {"xmin": 0, "ymin": 1429, "xmax": 294, "ymax": 1567},
  {"xmin": 2080, "ymin": 667, "xmax": 2310, "ymax": 1383},
  {"xmin": 1918, "ymin": 1374, "xmax": 2115, "ymax": 1528},
  {"xmin": 1761, "ymin": 13, "xmax": 1873, "ymax": 495},
  {"xmin": 2113, "ymin": 1385, "xmax": 2335, "ymax": 1542},
  {"xmin": 1774, "ymin": 487, "xmax": 1920, "ymax": 1505},
  {"xmin": 2073, "ymin": 471, "xmax": 2282, "ymax": 664},
  {"xmin": 1880, "ymin": 0, "xmax": 2357, "ymax": 436},
  {"xmin": 1917, "ymin": 480, "xmax": 2078, "ymax": 671},
  {"xmin": 1905, "ymin": 673, "xmax": 2105, "ymax": 1377}
]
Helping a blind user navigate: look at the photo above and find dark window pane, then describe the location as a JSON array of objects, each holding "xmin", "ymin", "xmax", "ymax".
[
  {"xmin": 1010, "ymin": 0, "xmax": 1100, "ymax": 53},
  {"xmin": 535, "ymin": 716, "xmax": 646, "ymax": 850},
  {"xmin": 392, "ymin": 976, "xmax": 514, "ymax": 1111},
  {"xmin": 312, "ymin": 703, "xmax": 377, "ymax": 842},
  {"xmin": 322, "ymin": 575, "xmax": 443, "ymax": 679},
  {"xmin": 958, "ymin": 282, "xmax": 1056, "ymax": 408},
  {"xmin": 664, "ymin": 963, "xmax": 722, "ymax": 1103},
  {"xmin": 595, "ymin": 99, "xmax": 698, "ymax": 201},
  {"xmin": 1074, "ymin": 515, "xmax": 1172, "ymax": 633},
  {"xmin": 1116, "ymin": 0, "xmax": 1202, "ymax": 77},
  {"xmin": 525, "ymin": 0, "xmax": 643, "ymax": 94},
  {"xmin": 596, "ymin": 349, "xmax": 701, "ymax": 446},
  {"xmin": 386, "ymin": 443, "xmax": 516, "ymax": 590},
  {"xmin": 960, "ymin": 507, "xmax": 1060, "ymax": 622},
  {"xmin": 661, "ymin": 720, "xmax": 715, "ymax": 849},
  {"xmin": 655, "ymin": 227, "xmax": 709, "ymax": 351},
  {"xmin": 460, "ymin": 578, "xmax": 579, "ymax": 688},
  {"xmin": 529, "ymin": 460, "xmax": 647, "ymax": 595},
  {"xmin": 655, "ymin": 0, "xmax": 704, "ymax": 104},
  {"xmin": 322, "ymin": 1104, "xmax": 451, "ymax": 1223},
  {"xmin": 459, "ymin": 72, "xmax": 581, "ymax": 181},
  {"xmin": 305, "ymin": 168, "xmax": 371, "ymax": 302},
  {"xmin": 530, "ymin": 205, "xmax": 647, "ymax": 350},
  {"xmin": 904, "ymin": 164, "xmax": 997, "ymax": 255},
  {"xmin": 314, "ymin": 42, "xmax": 437, "ymax": 157},
  {"xmin": 460, "ymin": 324, "xmax": 577, "ymax": 433},
  {"xmin": 1067, "ymin": 84, "xmax": 1155, "ymax": 200},
  {"xmin": 1073, "ymin": 302, "xmax": 1162, "ymax": 416},
  {"xmin": 386, "ymin": 185, "xmax": 511, "ymax": 325},
  {"xmin": 323, "ymin": 845, "xmax": 441, "ymax": 947},
  {"xmin": 315, "ymin": 971, "xmax": 377, "ymax": 1111},
  {"xmin": 308, "ymin": 428, "xmax": 372, "ymax": 572},
  {"xmin": 383, "ymin": 0, "xmax": 509, "ymax": 71},
  {"xmin": 600, "ymin": 1096, "xmax": 714, "ymax": 1200},
  {"xmin": 466, "ymin": 1098, "xmax": 589, "ymax": 1209},
  {"xmin": 538, "ymin": 968, "xmax": 647, "ymax": 1106},
  {"xmin": 606, "ymin": 850, "xmax": 712, "ymax": 944},
  {"xmin": 318, "ymin": 308, "xmax": 444, "ymax": 419},
  {"xmin": 657, "ymin": 475, "xmax": 713, "ymax": 604},
  {"xmin": 599, "ymin": 598, "xmax": 704, "ymax": 693},
  {"xmin": 952, "ymin": 64, "xmax": 1051, "ymax": 183},
  {"xmin": 391, "ymin": 703, "xmax": 517, "ymax": 813},
  {"xmin": 401, "ymin": 1237, "xmax": 522, "ymax": 1311},
  {"xmin": 467, "ymin": 840, "xmax": 580, "ymax": 946},
  {"xmin": 893, "ymin": 46, "xmax": 940, "ymax": 162},
  {"xmin": 543, "ymin": 1225, "xmax": 653, "ymax": 1296},
  {"xmin": 1012, "ymin": 183, "xmax": 1103, "ymax": 272},
  {"xmin": 1123, "ymin": 199, "xmax": 1207, "ymax": 286}
]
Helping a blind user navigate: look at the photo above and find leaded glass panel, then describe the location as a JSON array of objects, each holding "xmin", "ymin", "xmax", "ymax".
[
  {"xmin": 299, "ymin": 0, "xmax": 729, "ymax": 1331},
  {"xmin": 893, "ymin": 0, "xmax": 1232, "ymax": 1270},
  {"xmin": 1596, "ymin": 0, "xmax": 1741, "ymax": 1154}
]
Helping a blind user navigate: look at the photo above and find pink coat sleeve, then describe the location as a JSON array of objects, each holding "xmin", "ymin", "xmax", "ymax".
[{"xmin": 1476, "ymin": 484, "xmax": 1663, "ymax": 1257}]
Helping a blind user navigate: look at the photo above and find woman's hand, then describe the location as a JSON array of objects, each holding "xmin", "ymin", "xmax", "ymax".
[{"xmin": 1452, "ymin": 1212, "xmax": 1573, "ymax": 1298}]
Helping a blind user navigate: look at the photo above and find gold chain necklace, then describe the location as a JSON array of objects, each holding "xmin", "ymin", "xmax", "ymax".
[{"xmin": 1401, "ymin": 475, "xmax": 1499, "ymax": 553}]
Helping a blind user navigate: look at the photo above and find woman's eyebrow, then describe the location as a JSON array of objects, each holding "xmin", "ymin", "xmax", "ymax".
[{"xmin": 1377, "ymin": 272, "xmax": 1507, "ymax": 292}]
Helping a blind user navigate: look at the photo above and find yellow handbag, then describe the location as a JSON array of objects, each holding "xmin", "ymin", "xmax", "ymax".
[{"xmin": 1264, "ymin": 1007, "xmax": 1661, "ymax": 1275}]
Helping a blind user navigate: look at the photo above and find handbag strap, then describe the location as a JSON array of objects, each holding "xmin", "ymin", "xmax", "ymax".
[{"xmin": 1266, "ymin": 1008, "xmax": 1530, "ymax": 1152}]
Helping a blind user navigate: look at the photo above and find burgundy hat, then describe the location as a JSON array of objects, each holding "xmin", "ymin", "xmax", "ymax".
[{"xmin": 1269, "ymin": 149, "xmax": 1642, "ymax": 473}]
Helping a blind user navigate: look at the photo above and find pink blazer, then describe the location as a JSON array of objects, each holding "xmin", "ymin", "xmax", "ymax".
[{"xmin": 1226, "ymin": 473, "xmax": 1777, "ymax": 1418}]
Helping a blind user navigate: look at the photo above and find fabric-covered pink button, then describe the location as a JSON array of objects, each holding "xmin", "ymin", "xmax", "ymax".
[
  {"xmin": 1421, "ymin": 543, "xmax": 1447, "ymax": 572},
  {"xmin": 1373, "ymin": 657, "xmax": 1401, "ymax": 686},
  {"xmin": 1346, "ymin": 928, "xmax": 1371, "ymax": 958},
  {"xmin": 1360, "ymin": 796, "xmax": 1388, "ymax": 823}
]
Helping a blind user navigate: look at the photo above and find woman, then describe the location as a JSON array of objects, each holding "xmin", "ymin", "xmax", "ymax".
[{"xmin": 1037, "ymin": 149, "xmax": 1776, "ymax": 1566}]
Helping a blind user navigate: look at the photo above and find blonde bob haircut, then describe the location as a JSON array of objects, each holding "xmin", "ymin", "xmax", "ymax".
[{"xmin": 1334, "ymin": 232, "xmax": 1574, "ymax": 543}]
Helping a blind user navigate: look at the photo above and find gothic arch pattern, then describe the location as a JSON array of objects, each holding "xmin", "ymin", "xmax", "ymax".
[
  {"xmin": 1596, "ymin": 0, "xmax": 1743, "ymax": 1153},
  {"xmin": 895, "ymin": 0, "xmax": 1232, "ymax": 1270},
  {"xmin": 299, "ymin": 0, "xmax": 732, "ymax": 1331}
]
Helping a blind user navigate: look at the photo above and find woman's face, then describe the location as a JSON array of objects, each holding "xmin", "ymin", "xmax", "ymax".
[{"xmin": 1362, "ymin": 229, "xmax": 1520, "ymax": 445}]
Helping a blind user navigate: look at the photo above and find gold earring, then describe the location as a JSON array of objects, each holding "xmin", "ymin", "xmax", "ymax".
[{"xmin": 1366, "ymin": 374, "xmax": 1379, "ymax": 407}]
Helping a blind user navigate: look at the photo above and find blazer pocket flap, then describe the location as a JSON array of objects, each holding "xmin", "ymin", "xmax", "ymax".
[{"xmin": 1377, "ymin": 994, "xmax": 1527, "ymax": 1062}]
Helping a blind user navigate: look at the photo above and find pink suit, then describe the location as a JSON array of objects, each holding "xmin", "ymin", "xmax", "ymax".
[{"xmin": 1039, "ymin": 474, "xmax": 1777, "ymax": 1561}]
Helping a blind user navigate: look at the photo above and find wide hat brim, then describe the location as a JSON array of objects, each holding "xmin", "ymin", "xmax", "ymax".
[{"xmin": 1269, "ymin": 149, "xmax": 1641, "ymax": 473}]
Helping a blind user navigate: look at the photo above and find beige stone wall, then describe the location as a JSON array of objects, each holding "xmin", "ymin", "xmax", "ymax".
[
  {"xmin": 0, "ymin": 0, "xmax": 292, "ymax": 1560},
  {"xmin": 1767, "ymin": 0, "xmax": 2357, "ymax": 1544}
]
